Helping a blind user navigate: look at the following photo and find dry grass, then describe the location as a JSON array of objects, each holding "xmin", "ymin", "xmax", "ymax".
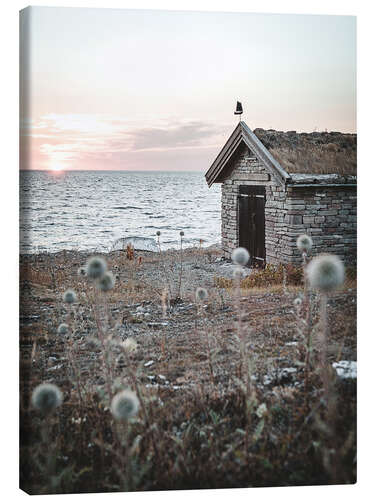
[
  {"xmin": 19, "ymin": 247, "xmax": 357, "ymax": 494},
  {"xmin": 270, "ymin": 146, "xmax": 356, "ymax": 175},
  {"xmin": 253, "ymin": 128, "xmax": 357, "ymax": 175}
]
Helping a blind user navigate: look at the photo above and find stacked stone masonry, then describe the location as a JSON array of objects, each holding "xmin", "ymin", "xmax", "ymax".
[{"xmin": 221, "ymin": 143, "xmax": 357, "ymax": 265}]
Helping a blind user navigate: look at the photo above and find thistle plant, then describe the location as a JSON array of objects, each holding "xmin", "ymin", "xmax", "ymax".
[
  {"xmin": 177, "ymin": 231, "xmax": 185, "ymax": 300},
  {"xmin": 306, "ymin": 255, "xmax": 345, "ymax": 292},
  {"xmin": 155, "ymin": 230, "xmax": 173, "ymax": 305},
  {"xmin": 296, "ymin": 235, "xmax": 314, "ymax": 390},
  {"xmin": 305, "ymin": 254, "xmax": 346, "ymax": 480},
  {"xmin": 231, "ymin": 247, "xmax": 255, "ymax": 458},
  {"xmin": 96, "ymin": 271, "xmax": 115, "ymax": 292},
  {"xmin": 111, "ymin": 390, "xmax": 140, "ymax": 421},
  {"xmin": 195, "ymin": 286, "xmax": 208, "ymax": 322},
  {"xmin": 31, "ymin": 383, "xmax": 63, "ymax": 414},
  {"xmin": 63, "ymin": 289, "xmax": 77, "ymax": 304},
  {"xmin": 306, "ymin": 254, "xmax": 345, "ymax": 400},
  {"xmin": 86, "ymin": 256, "xmax": 107, "ymax": 279},
  {"xmin": 85, "ymin": 255, "xmax": 116, "ymax": 401},
  {"xmin": 195, "ymin": 286, "xmax": 215, "ymax": 385},
  {"xmin": 195, "ymin": 287, "xmax": 208, "ymax": 302},
  {"xmin": 61, "ymin": 287, "xmax": 83, "ymax": 408},
  {"xmin": 107, "ymin": 389, "xmax": 141, "ymax": 491},
  {"xmin": 297, "ymin": 234, "xmax": 313, "ymax": 255},
  {"xmin": 232, "ymin": 247, "xmax": 250, "ymax": 267},
  {"xmin": 297, "ymin": 234, "xmax": 313, "ymax": 291},
  {"xmin": 231, "ymin": 248, "xmax": 248, "ymax": 375},
  {"xmin": 57, "ymin": 323, "xmax": 69, "ymax": 335},
  {"xmin": 123, "ymin": 337, "xmax": 138, "ymax": 354},
  {"xmin": 156, "ymin": 231, "xmax": 161, "ymax": 254},
  {"xmin": 30, "ymin": 383, "xmax": 64, "ymax": 493}
]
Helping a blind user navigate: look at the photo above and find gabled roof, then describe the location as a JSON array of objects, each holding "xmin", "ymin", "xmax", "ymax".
[{"xmin": 205, "ymin": 121, "xmax": 291, "ymax": 187}]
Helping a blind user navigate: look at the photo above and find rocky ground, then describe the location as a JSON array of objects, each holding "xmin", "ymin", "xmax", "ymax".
[
  {"xmin": 19, "ymin": 246, "xmax": 357, "ymax": 493},
  {"xmin": 20, "ymin": 246, "xmax": 356, "ymax": 401}
]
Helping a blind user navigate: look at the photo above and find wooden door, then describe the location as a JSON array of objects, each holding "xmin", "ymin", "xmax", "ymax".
[{"xmin": 238, "ymin": 185, "xmax": 266, "ymax": 266}]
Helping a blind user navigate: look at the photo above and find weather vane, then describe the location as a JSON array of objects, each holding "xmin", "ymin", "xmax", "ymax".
[{"xmin": 234, "ymin": 101, "xmax": 243, "ymax": 121}]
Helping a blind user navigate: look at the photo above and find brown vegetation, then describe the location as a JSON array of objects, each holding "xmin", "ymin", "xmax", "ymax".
[
  {"xmin": 253, "ymin": 128, "xmax": 357, "ymax": 175},
  {"xmin": 20, "ymin": 247, "xmax": 356, "ymax": 493}
]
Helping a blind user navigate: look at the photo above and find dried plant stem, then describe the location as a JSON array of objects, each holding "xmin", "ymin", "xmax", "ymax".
[
  {"xmin": 319, "ymin": 292, "xmax": 330, "ymax": 400},
  {"xmin": 177, "ymin": 237, "xmax": 183, "ymax": 299},
  {"xmin": 122, "ymin": 348, "xmax": 161, "ymax": 462},
  {"xmin": 301, "ymin": 252, "xmax": 313, "ymax": 394},
  {"xmin": 303, "ymin": 291, "xmax": 313, "ymax": 395},
  {"xmin": 202, "ymin": 320, "xmax": 215, "ymax": 385},
  {"xmin": 157, "ymin": 237, "xmax": 173, "ymax": 304},
  {"xmin": 92, "ymin": 297, "xmax": 114, "ymax": 400},
  {"xmin": 235, "ymin": 275, "xmax": 245, "ymax": 378},
  {"xmin": 65, "ymin": 304, "xmax": 83, "ymax": 408},
  {"xmin": 282, "ymin": 265, "xmax": 287, "ymax": 295},
  {"xmin": 234, "ymin": 274, "xmax": 253, "ymax": 459},
  {"xmin": 114, "ymin": 420, "xmax": 132, "ymax": 491}
]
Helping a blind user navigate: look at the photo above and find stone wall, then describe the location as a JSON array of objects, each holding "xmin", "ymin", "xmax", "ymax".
[
  {"xmin": 284, "ymin": 186, "xmax": 357, "ymax": 265},
  {"xmin": 220, "ymin": 142, "xmax": 357, "ymax": 266}
]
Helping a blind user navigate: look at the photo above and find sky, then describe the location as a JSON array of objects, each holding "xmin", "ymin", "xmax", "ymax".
[{"xmin": 19, "ymin": 7, "xmax": 356, "ymax": 171}]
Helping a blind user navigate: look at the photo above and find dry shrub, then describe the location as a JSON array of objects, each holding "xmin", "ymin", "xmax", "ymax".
[
  {"xmin": 20, "ymin": 264, "xmax": 66, "ymax": 289},
  {"xmin": 213, "ymin": 276, "xmax": 233, "ymax": 289},
  {"xmin": 242, "ymin": 264, "xmax": 303, "ymax": 288},
  {"xmin": 214, "ymin": 264, "xmax": 303, "ymax": 290},
  {"xmin": 126, "ymin": 244, "xmax": 135, "ymax": 260},
  {"xmin": 345, "ymin": 266, "xmax": 357, "ymax": 286}
]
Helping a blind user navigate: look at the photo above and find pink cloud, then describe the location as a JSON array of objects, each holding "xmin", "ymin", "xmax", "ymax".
[{"xmin": 20, "ymin": 114, "xmax": 229, "ymax": 171}]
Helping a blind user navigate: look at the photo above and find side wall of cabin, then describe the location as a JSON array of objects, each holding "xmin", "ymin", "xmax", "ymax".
[
  {"xmin": 284, "ymin": 185, "xmax": 357, "ymax": 265},
  {"xmin": 220, "ymin": 143, "xmax": 357, "ymax": 266}
]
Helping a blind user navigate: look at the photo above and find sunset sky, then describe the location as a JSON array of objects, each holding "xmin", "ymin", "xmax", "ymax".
[{"xmin": 20, "ymin": 7, "xmax": 356, "ymax": 171}]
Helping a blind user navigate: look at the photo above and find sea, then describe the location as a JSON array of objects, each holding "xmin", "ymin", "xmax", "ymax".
[{"xmin": 20, "ymin": 170, "xmax": 221, "ymax": 254}]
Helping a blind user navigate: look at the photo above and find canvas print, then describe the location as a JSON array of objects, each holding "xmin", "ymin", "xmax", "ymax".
[{"xmin": 19, "ymin": 6, "xmax": 357, "ymax": 494}]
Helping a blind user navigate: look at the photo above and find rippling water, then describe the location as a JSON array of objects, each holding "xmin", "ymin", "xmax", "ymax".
[{"xmin": 20, "ymin": 170, "xmax": 221, "ymax": 254}]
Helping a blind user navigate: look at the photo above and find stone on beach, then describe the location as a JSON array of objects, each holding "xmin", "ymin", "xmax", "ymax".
[{"xmin": 112, "ymin": 236, "xmax": 159, "ymax": 252}]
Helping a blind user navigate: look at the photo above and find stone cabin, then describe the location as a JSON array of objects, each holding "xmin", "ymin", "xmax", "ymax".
[{"xmin": 205, "ymin": 121, "xmax": 357, "ymax": 266}]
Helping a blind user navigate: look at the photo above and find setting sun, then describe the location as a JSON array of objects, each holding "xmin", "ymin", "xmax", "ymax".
[{"xmin": 50, "ymin": 164, "xmax": 64, "ymax": 172}]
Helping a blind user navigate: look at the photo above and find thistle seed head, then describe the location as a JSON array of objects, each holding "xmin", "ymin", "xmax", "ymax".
[
  {"xmin": 110, "ymin": 390, "xmax": 140, "ymax": 420},
  {"xmin": 231, "ymin": 247, "xmax": 250, "ymax": 266},
  {"xmin": 293, "ymin": 297, "xmax": 302, "ymax": 308},
  {"xmin": 123, "ymin": 338, "xmax": 137, "ymax": 353},
  {"xmin": 97, "ymin": 271, "xmax": 115, "ymax": 292},
  {"xmin": 306, "ymin": 254, "xmax": 345, "ymax": 292},
  {"xmin": 156, "ymin": 231, "xmax": 161, "ymax": 237},
  {"xmin": 31, "ymin": 383, "xmax": 63, "ymax": 413},
  {"xmin": 86, "ymin": 256, "xmax": 107, "ymax": 279},
  {"xmin": 297, "ymin": 234, "xmax": 313, "ymax": 253},
  {"xmin": 57, "ymin": 323, "xmax": 69, "ymax": 335},
  {"xmin": 195, "ymin": 287, "xmax": 208, "ymax": 301},
  {"xmin": 63, "ymin": 289, "xmax": 77, "ymax": 304},
  {"xmin": 180, "ymin": 231, "xmax": 184, "ymax": 237},
  {"xmin": 256, "ymin": 403, "xmax": 268, "ymax": 419}
]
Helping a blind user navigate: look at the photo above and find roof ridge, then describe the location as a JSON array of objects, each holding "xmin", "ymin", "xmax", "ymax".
[{"xmin": 205, "ymin": 121, "xmax": 290, "ymax": 187}]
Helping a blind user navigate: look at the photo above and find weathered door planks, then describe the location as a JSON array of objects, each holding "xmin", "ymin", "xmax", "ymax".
[{"xmin": 238, "ymin": 185, "xmax": 266, "ymax": 266}]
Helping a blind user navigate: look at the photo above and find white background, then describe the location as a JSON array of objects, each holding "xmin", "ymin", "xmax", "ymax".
[{"xmin": 1, "ymin": 1, "xmax": 374, "ymax": 498}]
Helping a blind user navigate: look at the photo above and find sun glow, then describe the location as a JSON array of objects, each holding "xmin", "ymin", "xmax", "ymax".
[{"xmin": 50, "ymin": 163, "xmax": 64, "ymax": 172}]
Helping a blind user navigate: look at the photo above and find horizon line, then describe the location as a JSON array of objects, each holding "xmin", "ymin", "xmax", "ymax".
[{"xmin": 19, "ymin": 169, "xmax": 207, "ymax": 173}]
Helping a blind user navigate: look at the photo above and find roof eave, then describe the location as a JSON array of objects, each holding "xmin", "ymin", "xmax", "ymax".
[{"xmin": 205, "ymin": 121, "xmax": 291, "ymax": 187}]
